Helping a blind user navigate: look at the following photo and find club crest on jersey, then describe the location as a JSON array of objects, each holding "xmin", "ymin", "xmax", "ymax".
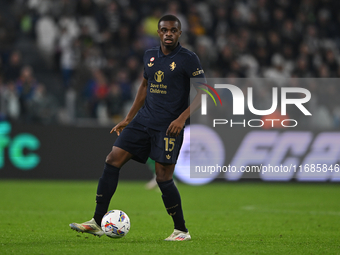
[
  {"xmin": 170, "ymin": 62, "xmax": 176, "ymax": 71},
  {"xmin": 154, "ymin": 70, "xmax": 164, "ymax": 82},
  {"xmin": 148, "ymin": 57, "xmax": 155, "ymax": 67}
]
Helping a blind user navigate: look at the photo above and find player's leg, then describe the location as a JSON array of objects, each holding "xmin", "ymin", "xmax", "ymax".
[
  {"xmin": 156, "ymin": 162, "xmax": 191, "ymax": 241},
  {"xmin": 155, "ymin": 162, "xmax": 185, "ymax": 231},
  {"xmin": 93, "ymin": 146, "xmax": 133, "ymax": 225},
  {"xmin": 69, "ymin": 146, "xmax": 132, "ymax": 237},
  {"xmin": 70, "ymin": 120, "xmax": 151, "ymax": 237},
  {"xmin": 149, "ymin": 127, "xmax": 189, "ymax": 240}
]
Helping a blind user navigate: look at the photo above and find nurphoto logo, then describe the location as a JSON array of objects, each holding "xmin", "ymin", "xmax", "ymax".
[{"xmin": 197, "ymin": 79, "xmax": 312, "ymax": 128}]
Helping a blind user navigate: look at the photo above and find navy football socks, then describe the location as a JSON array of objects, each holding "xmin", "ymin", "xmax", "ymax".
[
  {"xmin": 157, "ymin": 179, "xmax": 187, "ymax": 232},
  {"xmin": 93, "ymin": 163, "xmax": 120, "ymax": 225}
]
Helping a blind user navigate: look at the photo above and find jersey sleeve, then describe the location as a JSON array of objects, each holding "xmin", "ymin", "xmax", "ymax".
[
  {"xmin": 183, "ymin": 52, "xmax": 206, "ymax": 90},
  {"xmin": 183, "ymin": 53, "xmax": 206, "ymax": 79}
]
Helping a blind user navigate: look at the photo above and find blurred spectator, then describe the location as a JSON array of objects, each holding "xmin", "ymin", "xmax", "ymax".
[
  {"xmin": 0, "ymin": 14, "xmax": 16, "ymax": 58},
  {"xmin": 100, "ymin": 1, "xmax": 121, "ymax": 35},
  {"xmin": 59, "ymin": 14, "xmax": 80, "ymax": 39},
  {"xmin": 28, "ymin": 0, "xmax": 53, "ymax": 16},
  {"xmin": 3, "ymin": 51, "xmax": 22, "ymax": 83},
  {"xmin": 255, "ymin": 46, "xmax": 270, "ymax": 67},
  {"xmin": 267, "ymin": 31, "xmax": 282, "ymax": 57},
  {"xmin": 83, "ymin": 69, "xmax": 108, "ymax": 118},
  {"xmin": 264, "ymin": 53, "xmax": 290, "ymax": 83},
  {"xmin": 166, "ymin": 1, "xmax": 188, "ymax": 32},
  {"xmin": 211, "ymin": 8, "xmax": 229, "ymax": 49},
  {"xmin": 317, "ymin": 64, "xmax": 330, "ymax": 78},
  {"xmin": 143, "ymin": 8, "xmax": 162, "ymax": 38},
  {"xmin": 293, "ymin": 57, "xmax": 313, "ymax": 77},
  {"xmin": 0, "ymin": 80, "xmax": 20, "ymax": 121},
  {"xmin": 30, "ymin": 83, "xmax": 58, "ymax": 124},
  {"xmin": 76, "ymin": 0, "xmax": 96, "ymax": 17},
  {"xmin": 126, "ymin": 56, "xmax": 140, "ymax": 82},
  {"xmin": 215, "ymin": 45, "xmax": 234, "ymax": 76},
  {"xmin": 58, "ymin": 27, "xmax": 81, "ymax": 88},
  {"xmin": 323, "ymin": 49, "xmax": 338, "ymax": 76},
  {"xmin": 142, "ymin": 8, "xmax": 162, "ymax": 49},
  {"xmin": 317, "ymin": 8, "xmax": 334, "ymax": 39},
  {"xmin": 35, "ymin": 14, "xmax": 59, "ymax": 63},
  {"xmin": 187, "ymin": 5, "xmax": 205, "ymax": 37},
  {"xmin": 15, "ymin": 65, "xmax": 38, "ymax": 121},
  {"xmin": 113, "ymin": 25, "xmax": 133, "ymax": 56},
  {"xmin": 52, "ymin": 0, "xmax": 76, "ymax": 18},
  {"xmin": 195, "ymin": 37, "xmax": 215, "ymax": 72},
  {"xmin": 106, "ymin": 82, "xmax": 123, "ymax": 120},
  {"xmin": 304, "ymin": 25, "xmax": 319, "ymax": 54},
  {"xmin": 116, "ymin": 69, "xmax": 132, "ymax": 102},
  {"xmin": 281, "ymin": 19, "xmax": 300, "ymax": 46},
  {"xmin": 78, "ymin": 25, "xmax": 95, "ymax": 49},
  {"xmin": 84, "ymin": 47, "xmax": 106, "ymax": 69},
  {"xmin": 281, "ymin": 44, "xmax": 295, "ymax": 73},
  {"xmin": 297, "ymin": 43, "xmax": 314, "ymax": 70}
]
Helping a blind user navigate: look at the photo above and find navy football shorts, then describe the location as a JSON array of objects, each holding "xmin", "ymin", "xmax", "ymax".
[{"xmin": 113, "ymin": 119, "xmax": 184, "ymax": 164}]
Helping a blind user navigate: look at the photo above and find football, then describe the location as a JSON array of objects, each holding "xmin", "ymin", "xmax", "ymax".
[{"xmin": 101, "ymin": 210, "xmax": 130, "ymax": 238}]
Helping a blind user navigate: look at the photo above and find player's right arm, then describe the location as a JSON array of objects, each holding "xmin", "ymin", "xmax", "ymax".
[{"xmin": 111, "ymin": 78, "xmax": 148, "ymax": 136}]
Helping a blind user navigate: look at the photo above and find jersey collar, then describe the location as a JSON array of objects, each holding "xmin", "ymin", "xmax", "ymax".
[{"xmin": 158, "ymin": 42, "xmax": 182, "ymax": 59}]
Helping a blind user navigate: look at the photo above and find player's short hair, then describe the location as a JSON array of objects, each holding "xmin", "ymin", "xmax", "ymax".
[{"xmin": 158, "ymin": 15, "xmax": 181, "ymax": 30}]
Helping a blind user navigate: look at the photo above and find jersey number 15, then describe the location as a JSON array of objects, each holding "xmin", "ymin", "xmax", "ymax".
[{"xmin": 164, "ymin": 138, "xmax": 175, "ymax": 152}]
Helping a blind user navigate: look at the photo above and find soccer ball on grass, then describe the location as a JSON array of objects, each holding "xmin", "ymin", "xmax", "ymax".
[{"xmin": 101, "ymin": 210, "xmax": 130, "ymax": 238}]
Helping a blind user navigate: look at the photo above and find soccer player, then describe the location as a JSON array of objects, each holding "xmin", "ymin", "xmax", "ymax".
[{"xmin": 69, "ymin": 14, "xmax": 205, "ymax": 241}]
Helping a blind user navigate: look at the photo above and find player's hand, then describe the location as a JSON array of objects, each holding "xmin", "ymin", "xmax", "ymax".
[
  {"xmin": 166, "ymin": 118, "xmax": 185, "ymax": 137},
  {"xmin": 110, "ymin": 119, "xmax": 130, "ymax": 136}
]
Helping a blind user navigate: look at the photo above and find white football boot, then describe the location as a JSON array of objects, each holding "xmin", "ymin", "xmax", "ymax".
[
  {"xmin": 164, "ymin": 229, "xmax": 191, "ymax": 241},
  {"xmin": 69, "ymin": 218, "xmax": 104, "ymax": 237}
]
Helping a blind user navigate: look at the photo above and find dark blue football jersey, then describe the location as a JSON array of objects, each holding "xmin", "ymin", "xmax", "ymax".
[{"xmin": 134, "ymin": 43, "xmax": 205, "ymax": 131}]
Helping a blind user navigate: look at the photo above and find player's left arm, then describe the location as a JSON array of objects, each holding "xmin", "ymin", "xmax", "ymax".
[
  {"xmin": 166, "ymin": 52, "xmax": 206, "ymax": 137},
  {"xmin": 166, "ymin": 86, "xmax": 204, "ymax": 137}
]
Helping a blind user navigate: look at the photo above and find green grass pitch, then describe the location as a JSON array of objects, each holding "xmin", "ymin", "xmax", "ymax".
[{"xmin": 0, "ymin": 180, "xmax": 339, "ymax": 255}]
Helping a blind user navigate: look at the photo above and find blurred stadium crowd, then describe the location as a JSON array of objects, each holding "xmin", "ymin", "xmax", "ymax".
[{"xmin": 0, "ymin": 0, "xmax": 339, "ymax": 128}]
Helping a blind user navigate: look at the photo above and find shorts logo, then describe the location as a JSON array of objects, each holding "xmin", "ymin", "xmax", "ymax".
[
  {"xmin": 166, "ymin": 154, "xmax": 171, "ymax": 160},
  {"xmin": 154, "ymin": 70, "xmax": 164, "ymax": 82},
  {"xmin": 170, "ymin": 62, "xmax": 176, "ymax": 71}
]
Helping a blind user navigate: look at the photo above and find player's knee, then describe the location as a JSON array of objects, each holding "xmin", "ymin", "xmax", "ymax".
[
  {"xmin": 105, "ymin": 153, "xmax": 114, "ymax": 165},
  {"xmin": 156, "ymin": 173, "xmax": 172, "ymax": 183},
  {"xmin": 156, "ymin": 175, "xmax": 167, "ymax": 183},
  {"xmin": 105, "ymin": 151, "xmax": 118, "ymax": 167},
  {"xmin": 105, "ymin": 146, "xmax": 132, "ymax": 168},
  {"xmin": 155, "ymin": 163, "xmax": 175, "ymax": 182}
]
